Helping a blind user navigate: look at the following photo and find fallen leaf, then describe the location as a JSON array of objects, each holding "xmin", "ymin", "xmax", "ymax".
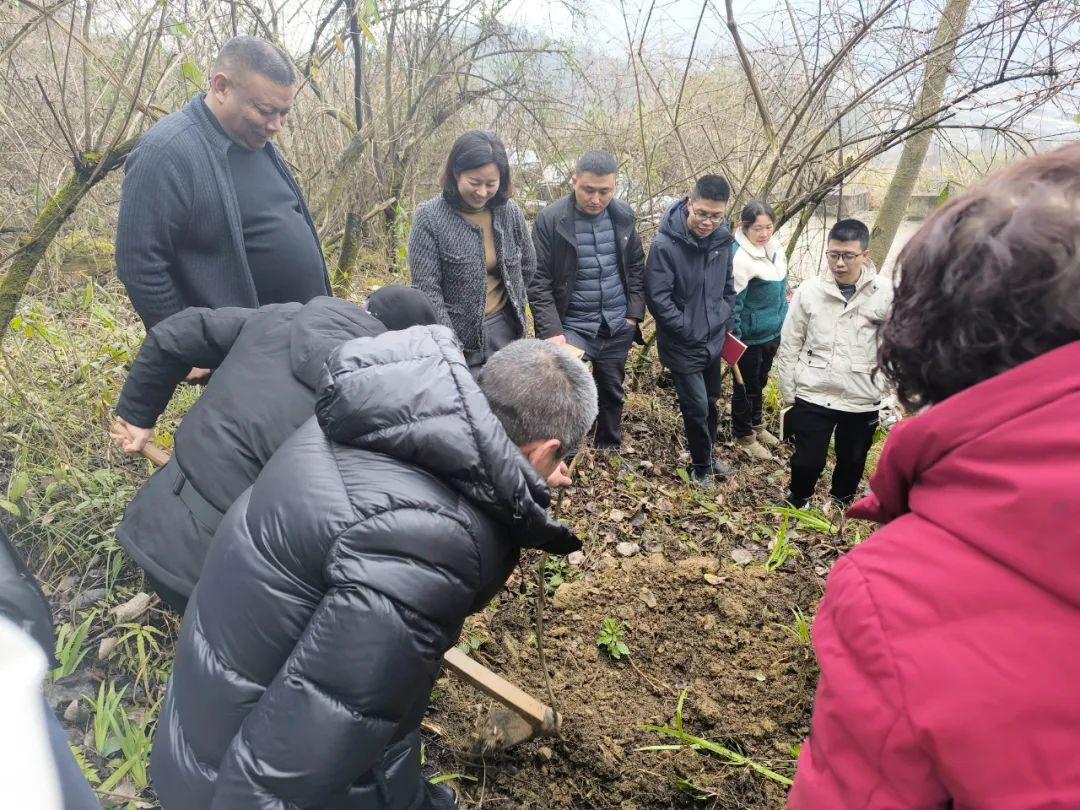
[
  {"xmin": 730, "ymin": 548, "xmax": 754, "ymax": 565},
  {"xmin": 609, "ymin": 508, "xmax": 626, "ymax": 522},
  {"xmin": 110, "ymin": 592, "xmax": 152, "ymax": 623},
  {"xmin": 97, "ymin": 637, "xmax": 117, "ymax": 660}
]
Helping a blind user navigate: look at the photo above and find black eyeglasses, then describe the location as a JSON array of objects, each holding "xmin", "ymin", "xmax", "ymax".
[
  {"xmin": 826, "ymin": 251, "xmax": 864, "ymax": 263},
  {"xmin": 689, "ymin": 204, "xmax": 726, "ymax": 223}
]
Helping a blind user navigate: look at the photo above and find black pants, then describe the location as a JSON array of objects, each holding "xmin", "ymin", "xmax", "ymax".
[
  {"xmin": 671, "ymin": 355, "xmax": 725, "ymax": 474},
  {"xmin": 731, "ymin": 338, "xmax": 780, "ymax": 438},
  {"xmin": 146, "ymin": 571, "xmax": 188, "ymax": 615},
  {"xmin": 466, "ymin": 307, "xmax": 519, "ymax": 372},
  {"xmin": 566, "ymin": 323, "xmax": 635, "ymax": 448},
  {"xmin": 787, "ymin": 398, "xmax": 878, "ymax": 506}
]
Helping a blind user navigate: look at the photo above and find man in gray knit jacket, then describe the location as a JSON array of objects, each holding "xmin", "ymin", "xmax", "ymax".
[{"xmin": 115, "ymin": 36, "xmax": 329, "ymax": 332}]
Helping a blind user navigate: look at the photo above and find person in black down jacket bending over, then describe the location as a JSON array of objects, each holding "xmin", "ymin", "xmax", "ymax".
[
  {"xmin": 109, "ymin": 287, "xmax": 438, "ymax": 613},
  {"xmin": 149, "ymin": 328, "xmax": 597, "ymax": 810}
]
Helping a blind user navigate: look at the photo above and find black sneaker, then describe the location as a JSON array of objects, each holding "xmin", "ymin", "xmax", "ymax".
[
  {"xmin": 690, "ymin": 467, "xmax": 717, "ymax": 492},
  {"xmin": 711, "ymin": 459, "xmax": 731, "ymax": 478}
]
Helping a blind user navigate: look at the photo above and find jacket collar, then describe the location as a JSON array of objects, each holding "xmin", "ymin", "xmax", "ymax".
[
  {"xmin": 187, "ymin": 95, "xmax": 237, "ymax": 155},
  {"xmin": 553, "ymin": 194, "xmax": 631, "ymax": 245},
  {"xmin": 733, "ymin": 227, "xmax": 775, "ymax": 260},
  {"xmin": 820, "ymin": 265, "xmax": 878, "ymax": 305}
]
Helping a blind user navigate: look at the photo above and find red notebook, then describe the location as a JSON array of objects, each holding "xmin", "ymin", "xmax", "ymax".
[{"xmin": 721, "ymin": 332, "xmax": 747, "ymax": 365}]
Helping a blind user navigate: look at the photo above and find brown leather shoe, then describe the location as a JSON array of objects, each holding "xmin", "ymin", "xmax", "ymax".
[{"xmin": 737, "ymin": 434, "xmax": 772, "ymax": 460}]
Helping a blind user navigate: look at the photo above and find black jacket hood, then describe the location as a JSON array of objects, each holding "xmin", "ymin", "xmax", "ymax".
[
  {"xmin": 289, "ymin": 296, "xmax": 386, "ymax": 389},
  {"xmin": 316, "ymin": 325, "xmax": 580, "ymax": 554}
]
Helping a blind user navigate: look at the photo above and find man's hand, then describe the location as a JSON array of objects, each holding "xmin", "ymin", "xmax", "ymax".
[
  {"xmin": 625, "ymin": 318, "xmax": 639, "ymax": 328},
  {"xmin": 547, "ymin": 461, "xmax": 572, "ymax": 488},
  {"xmin": 545, "ymin": 334, "xmax": 567, "ymax": 346},
  {"xmin": 110, "ymin": 417, "xmax": 154, "ymax": 455},
  {"xmin": 185, "ymin": 367, "xmax": 211, "ymax": 383}
]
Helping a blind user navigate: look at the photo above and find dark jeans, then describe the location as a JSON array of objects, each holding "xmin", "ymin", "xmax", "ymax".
[
  {"xmin": 731, "ymin": 338, "xmax": 780, "ymax": 438},
  {"xmin": 787, "ymin": 398, "xmax": 878, "ymax": 506},
  {"xmin": 670, "ymin": 355, "xmax": 725, "ymax": 473},
  {"xmin": 566, "ymin": 322, "xmax": 635, "ymax": 448},
  {"xmin": 466, "ymin": 307, "xmax": 519, "ymax": 372}
]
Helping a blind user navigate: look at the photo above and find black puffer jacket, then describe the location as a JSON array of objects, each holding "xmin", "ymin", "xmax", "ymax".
[
  {"xmin": 115, "ymin": 297, "xmax": 389, "ymax": 602},
  {"xmin": 644, "ymin": 198, "xmax": 735, "ymax": 374},
  {"xmin": 150, "ymin": 326, "xmax": 579, "ymax": 809}
]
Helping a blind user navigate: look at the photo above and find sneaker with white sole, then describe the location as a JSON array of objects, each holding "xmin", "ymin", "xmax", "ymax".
[{"xmin": 736, "ymin": 434, "xmax": 772, "ymax": 460}]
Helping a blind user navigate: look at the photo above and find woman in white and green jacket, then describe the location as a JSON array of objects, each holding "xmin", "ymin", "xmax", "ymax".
[{"xmin": 731, "ymin": 201, "xmax": 788, "ymax": 460}]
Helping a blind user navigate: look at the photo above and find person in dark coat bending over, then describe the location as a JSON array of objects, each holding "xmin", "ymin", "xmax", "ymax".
[
  {"xmin": 115, "ymin": 35, "xmax": 329, "ymax": 383},
  {"xmin": 109, "ymin": 287, "xmax": 437, "ymax": 613},
  {"xmin": 645, "ymin": 175, "xmax": 736, "ymax": 490},
  {"xmin": 149, "ymin": 330, "xmax": 596, "ymax": 809}
]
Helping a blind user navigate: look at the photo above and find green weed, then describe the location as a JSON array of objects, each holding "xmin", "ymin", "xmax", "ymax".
[
  {"xmin": 91, "ymin": 680, "xmax": 128, "ymax": 757},
  {"xmin": 778, "ymin": 608, "xmax": 812, "ymax": 646},
  {"xmin": 764, "ymin": 513, "xmax": 798, "ymax": 572},
  {"xmin": 597, "ymin": 617, "xmax": 630, "ymax": 660},
  {"xmin": 766, "ymin": 504, "xmax": 838, "ymax": 535},
  {"xmin": 51, "ymin": 615, "xmax": 93, "ymax": 681},
  {"xmin": 638, "ymin": 688, "xmax": 793, "ymax": 787},
  {"xmin": 543, "ymin": 555, "xmax": 572, "ymax": 592}
]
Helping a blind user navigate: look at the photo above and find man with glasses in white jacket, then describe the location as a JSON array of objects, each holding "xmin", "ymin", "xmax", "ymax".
[{"xmin": 777, "ymin": 218, "xmax": 894, "ymax": 509}]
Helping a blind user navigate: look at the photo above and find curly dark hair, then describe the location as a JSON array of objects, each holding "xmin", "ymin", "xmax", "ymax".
[{"xmin": 879, "ymin": 142, "xmax": 1080, "ymax": 410}]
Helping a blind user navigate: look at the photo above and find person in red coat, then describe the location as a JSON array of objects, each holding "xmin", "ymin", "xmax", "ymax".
[{"xmin": 789, "ymin": 143, "xmax": 1080, "ymax": 808}]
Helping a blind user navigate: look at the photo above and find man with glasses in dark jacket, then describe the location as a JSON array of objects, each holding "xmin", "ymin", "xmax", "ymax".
[
  {"xmin": 110, "ymin": 287, "xmax": 437, "ymax": 612},
  {"xmin": 149, "ymin": 331, "xmax": 597, "ymax": 809},
  {"xmin": 529, "ymin": 151, "xmax": 646, "ymax": 450},
  {"xmin": 645, "ymin": 175, "xmax": 736, "ymax": 490}
]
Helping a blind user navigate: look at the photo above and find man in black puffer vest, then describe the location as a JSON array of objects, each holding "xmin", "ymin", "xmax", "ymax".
[
  {"xmin": 110, "ymin": 287, "xmax": 437, "ymax": 612},
  {"xmin": 529, "ymin": 151, "xmax": 646, "ymax": 450},
  {"xmin": 149, "ymin": 329, "xmax": 597, "ymax": 809}
]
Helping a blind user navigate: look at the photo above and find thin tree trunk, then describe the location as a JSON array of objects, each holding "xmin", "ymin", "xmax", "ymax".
[
  {"xmin": 869, "ymin": 0, "xmax": 971, "ymax": 269},
  {"xmin": 0, "ymin": 139, "xmax": 138, "ymax": 342}
]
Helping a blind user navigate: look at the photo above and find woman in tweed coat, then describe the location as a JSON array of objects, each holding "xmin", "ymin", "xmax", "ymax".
[{"xmin": 408, "ymin": 130, "xmax": 535, "ymax": 368}]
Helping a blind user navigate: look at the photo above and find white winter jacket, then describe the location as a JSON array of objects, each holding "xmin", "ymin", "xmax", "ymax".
[{"xmin": 777, "ymin": 268, "xmax": 894, "ymax": 412}]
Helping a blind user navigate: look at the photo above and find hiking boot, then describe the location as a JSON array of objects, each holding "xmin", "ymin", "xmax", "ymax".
[
  {"xmin": 711, "ymin": 458, "xmax": 731, "ymax": 479},
  {"xmin": 736, "ymin": 434, "xmax": 772, "ymax": 461},
  {"xmin": 754, "ymin": 426, "xmax": 780, "ymax": 447},
  {"xmin": 690, "ymin": 468, "xmax": 717, "ymax": 492}
]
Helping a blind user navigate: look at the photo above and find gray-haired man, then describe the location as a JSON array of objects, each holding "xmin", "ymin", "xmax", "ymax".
[
  {"xmin": 116, "ymin": 36, "xmax": 329, "ymax": 332},
  {"xmin": 529, "ymin": 151, "xmax": 646, "ymax": 450}
]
